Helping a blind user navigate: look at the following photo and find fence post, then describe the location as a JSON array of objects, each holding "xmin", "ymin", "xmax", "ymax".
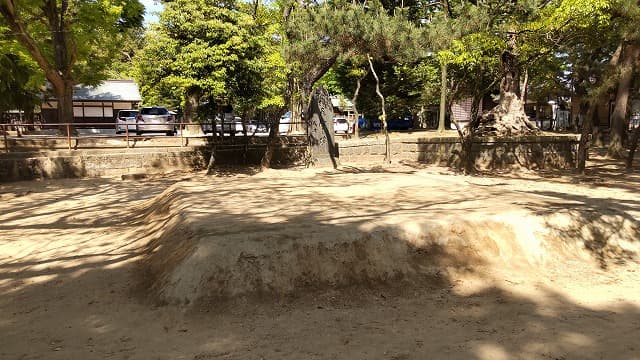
[
  {"xmin": 66, "ymin": 123, "xmax": 71, "ymax": 150},
  {"xmin": 3, "ymin": 124, "xmax": 8, "ymax": 153},
  {"xmin": 180, "ymin": 122, "xmax": 184, "ymax": 147},
  {"xmin": 125, "ymin": 124, "xmax": 130, "ymax": 148}
]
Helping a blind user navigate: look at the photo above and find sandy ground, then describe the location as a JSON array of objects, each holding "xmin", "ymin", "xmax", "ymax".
[{"xmin": 1, "ymin": 152, "xmax": 640, "ymax": 360}]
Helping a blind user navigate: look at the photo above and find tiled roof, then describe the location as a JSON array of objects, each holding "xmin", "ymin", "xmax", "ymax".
[{"xmin": 73, "ymin": 80, "xmax": 142, "ymax": 101}]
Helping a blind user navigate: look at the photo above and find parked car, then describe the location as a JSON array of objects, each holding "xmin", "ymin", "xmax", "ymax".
[
  {"xmin": 246, "ymin": 120, "xmax": 269, "ymax": 135},
  {"xmin": 279, "ymin": 112, "xmax": 291, "ymax": 134},
  {"xmin": 136, "ymin": 106, "xmax": 175, "ymax": 136},
  {"xmin": 333, "ymin": 117, "xmax": 350, "ymax": 133},
  {"xmin": 357, "ymin": 117, "xmax": 368, "ymax": 130},
  {"xmin": 387, "ymin": 116, "xmax": 413, "ymax": 131},
  {"xmin": 222, "ymin": 116, "xmax": 244, "ymax": 134},
  {"xmin": 115, "ymin": 110, "xmax": 139, "ymax": 134},
  {"xmin": 372, "ymin": 118, "xmax": 382, "ymax": 131}
]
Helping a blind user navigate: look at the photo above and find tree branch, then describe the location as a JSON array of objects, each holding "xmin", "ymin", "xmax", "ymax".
[{"xmin": 0, "ymin": 1, "xmax": 62, "ymax": 87}]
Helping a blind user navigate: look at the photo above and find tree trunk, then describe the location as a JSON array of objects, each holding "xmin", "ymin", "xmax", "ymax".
[
  {"xmin": 608, "ymin": 43, "xmax": 640, "ymax": 158},
  {"xmin": 261, "ymin": 116, "xmax": 280, "ymax": 170},
  {"xmin": 626, "ymin": 124, "xmax": 640, "ymax": 170},
  {"xmin": 368, "ymin": 55, "xmax": 390, "ymax": 164},
  {"xmin": 183, "ymin": 91, "xmax": 198, "ymax": 123},
  {"xmin": 55, "ymin": 80, "xmax": 75, "ymax": 133},
  {"xmin": 474, "ymin": 40, "xmax": 537, "ymax": 136},
  {"xmin": 352, "ymin": 76, "xmax": 362, "ymax": 139},
  {"xmin": 437, "ymin": 61, "xmax": 447, "ymax": 133},
  {"xmin": 577, "ymin": 103, "xmax": 596, "ymax": 174},
  {"xmin": 183, "ymin": 90, "xmax": 203, "ymax": 136},
  {"xmin": 206, "ymin": 119, "xmax": 218, "ymax": 175}
]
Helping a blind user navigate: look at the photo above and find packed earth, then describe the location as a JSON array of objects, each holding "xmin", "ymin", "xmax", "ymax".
[{"xmin": 1, "ymin": 153, "xmax": 639, "ymax": 360}]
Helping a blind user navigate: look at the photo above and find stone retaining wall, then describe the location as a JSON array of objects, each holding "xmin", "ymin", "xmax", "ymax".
[
  {"xmin": 0, "ymin": 147, "xmax": 207, "ymax": 182},
  {"xmin": 0, "ymin": 137, "xmax": 309, "ymax": 182},
  {"xmin": 1, "ymin": 133, "xmax": 580, "ymax": 182},
  {"xmin": 337, "ymin": 134, "xmax": 580, "ymax": 170}
]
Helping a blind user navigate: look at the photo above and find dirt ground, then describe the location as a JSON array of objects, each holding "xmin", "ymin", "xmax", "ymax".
[{"xmin": 1, "ymin": 150, "xmax": 640, "ymax": 360}]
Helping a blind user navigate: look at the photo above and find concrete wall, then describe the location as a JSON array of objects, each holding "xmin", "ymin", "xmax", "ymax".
[
  {"xmin": 337, "ymin": 134, "xmax": 580, "ymax": 170},
  {"xmin": 0, "ymin": 148, "xmax": 207, "ymax": 182},
  {"xmin": 1, "ymin": 134, "xmax": 580, "ymax": 182},
  {"xmin": 0, "ymin": 137, "xmax": 309, "ymax": 182}
]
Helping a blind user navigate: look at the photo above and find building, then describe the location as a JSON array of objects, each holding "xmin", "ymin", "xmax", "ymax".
[
  {"xmin": 41, "ymin": 80, "xmax": 141, "ymax": 125},
  {"xmin": 330, "ymin": 95, "xmax": 354, "ymax": 120}
]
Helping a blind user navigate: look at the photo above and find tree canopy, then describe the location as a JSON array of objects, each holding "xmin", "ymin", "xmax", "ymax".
[{"xmin": 0, "ymin": 0, "xmax": 144, "ymax": 124}]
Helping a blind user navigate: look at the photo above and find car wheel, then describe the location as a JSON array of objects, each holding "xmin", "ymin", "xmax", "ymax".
[{"xmin": 166, "ymin": 130, "xmax": 175, "ymax": 136}]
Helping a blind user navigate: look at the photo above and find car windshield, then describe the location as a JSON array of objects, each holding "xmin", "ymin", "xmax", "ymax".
[
  {"xmin": 141, "ymin": 107, "xmax": 168, "ymax": 115},
  {"xmin": 335, "ymin": 119, "xmax": 347, "ymax": 124},
  {"xmin": 119, "ymin": 111, "xmax": 138, "ymax": 117}
]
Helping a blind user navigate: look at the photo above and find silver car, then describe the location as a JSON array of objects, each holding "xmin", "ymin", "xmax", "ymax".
[
  {"xmin": 136, "ymin": 106, "xmax": 175, "ymax": 136},
  {"xmin": 115, "ymin": 110, "xmax": 139, "ymax": 134}
]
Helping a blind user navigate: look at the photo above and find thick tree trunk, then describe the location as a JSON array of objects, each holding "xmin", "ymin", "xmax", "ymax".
[
  {"xmin": 474, "ymin": 41, "xmax": 537, "ymax": 136},
  {"xmin": 608, "ymin": 43, "xmax": 640, "ymax": 158},
  {"xmin": 182, "ymin": 90, "xmax": 203, "ymax": 136},
  {"xmin": 183, "ymin": 91, "xmax": 198, "ymax": 123},
  {"xmin": 55, "ymin": 80, "xmax": 74, "ymax": 133}
]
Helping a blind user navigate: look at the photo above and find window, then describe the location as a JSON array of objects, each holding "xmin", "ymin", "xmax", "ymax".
[
  {"xmin": 141, "ymin": 107, "xmax": 168, "ymax": 115},
  {"xmin": 119, "ymin": 110, "xmax": 138, "ymax": 117}
]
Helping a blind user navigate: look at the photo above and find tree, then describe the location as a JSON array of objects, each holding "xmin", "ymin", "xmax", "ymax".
[
  {"xmin": 134, "ymin": 0, "xmax": 269, "ymax": 123},
  {"xmin": 606, "ymin": 1, "xmax": 640, "ymax": 158},
  {"xmin": 429, "ymin": 0, "xmax": 613, "ymax": 137},
  {"xmin": 0, "ymin": 0, "xmax": 144, "ymax": 127},
  {"xmin": 0, "ymin": 38, "xmax": 42, "ymax": 128}
]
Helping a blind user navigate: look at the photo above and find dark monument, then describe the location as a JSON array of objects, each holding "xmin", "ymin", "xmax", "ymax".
[{"xmin": 307, "ymin": 86, "xmax": 338, "ymax": 168}]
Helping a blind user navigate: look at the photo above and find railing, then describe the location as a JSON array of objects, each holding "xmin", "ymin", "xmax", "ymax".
[{"xmin": 0, "ymin": 121, "xmax": 310, "ymax": 153}]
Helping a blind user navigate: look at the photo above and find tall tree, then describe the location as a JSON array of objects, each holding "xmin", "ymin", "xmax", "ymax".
[
  {"xmin": 607, "ymin": 0, "xmax": 640, "ymax": 158},
  {"xmin": 0, "ymin": 0, "xmax": 144, "ymax": 126},
  {"xmin": 134, "ymin": 0, "xmax": 269, "ymax": 122}
]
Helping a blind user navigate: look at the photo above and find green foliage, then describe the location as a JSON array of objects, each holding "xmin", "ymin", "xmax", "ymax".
[
  {"xmin": 0, "ymin": 31, "xmax": 44, "ymax": 112},
  {"xmin": 107, "ymin": 27, "xmax": 145, "ymax": 79},
  {"xmin": 134, "ymin": 0, "xmax": 283, "ymax": 115},
  {"xmin": 0, "ymin": 50, "xmax": 42, "ymax": 112},
  {"xmin": 1, "ymin": 0, "xmax": 144, "ymax": 85},
  {"xmin": 284, "ymin": 0, "xmax": 430, "ymax": 119}
]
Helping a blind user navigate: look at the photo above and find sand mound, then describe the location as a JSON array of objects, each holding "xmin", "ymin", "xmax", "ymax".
[
  {"xmin": 125, "ymin": 169, "xmax": 640, "ymax": 304},
  {"xmin": 133, "ymin": 182, "xmax": 640, "ymax": 306}
]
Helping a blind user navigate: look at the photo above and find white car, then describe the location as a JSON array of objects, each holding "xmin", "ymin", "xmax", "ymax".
[
  {"xmin": 279, "ymin": 112, "xmax": 291, "ymax": 134},
  {"xmin": 246, "ymin": 120, "xmax": 269, "ymax": 135},
  {"xmin": 222, "ymin": 116, "xmax": 244, "ymax": 134},
  {"xmin": 115, "ymin": 110, "xmax": 138, "ymax": 134},
  {"xmin": 136, "ymin": 106, "xmax": 175, "ymax": 136},
  {"xmin": 333, "ymin": 117, "xmax": 350, "ymax": 133}
]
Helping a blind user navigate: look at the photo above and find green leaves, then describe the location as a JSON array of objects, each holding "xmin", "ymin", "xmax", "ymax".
[{"xmin": 134, "ymin": 0, "xmax": 282, "ymax": 114}]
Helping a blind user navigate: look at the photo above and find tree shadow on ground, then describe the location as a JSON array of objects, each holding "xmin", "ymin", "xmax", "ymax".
[
  {"xmin": 0, "ymin": 170, "xmax": 639, "ymax": 359},
  {"xmin": 488, "ymin": 146, "xmax": 640, "ymax": 193}
]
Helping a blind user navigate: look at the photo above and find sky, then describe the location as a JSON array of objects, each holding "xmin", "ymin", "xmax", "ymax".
[{"xmin": 140, "ymin": 0, "xmax": 164, "ymax": 25}]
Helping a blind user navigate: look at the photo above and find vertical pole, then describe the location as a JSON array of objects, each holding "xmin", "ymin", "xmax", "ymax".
[
  {"xmin": 3, "ymin": 124, "xmax": 8, "ymax": 153},
  {"xmin": 66, "ymin": 123, "xmax": 71, "ymax": 150},
  {"xmin": 125, "ymin": 123, "xmax": 130, "ymax": 148},
  {"xmin": 180, "ymin": 121, "xmax": 184, "ymax": 147}
]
